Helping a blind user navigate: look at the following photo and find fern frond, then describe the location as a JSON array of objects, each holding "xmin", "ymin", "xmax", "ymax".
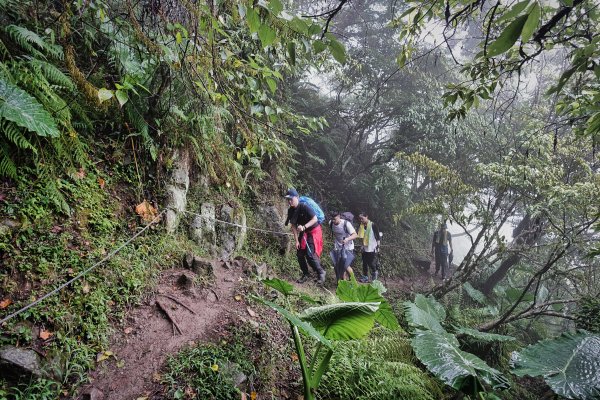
[
  {"xmin": 0, "ymin": 144, "xmax": 17, "ymax": 178},
  {"xmin": 1, "ymin": 120, "xmax": 36, "ymax": 152},
  {"xmin": 29, "ymin": 59, "xmax": 75, "ymax": 91},
  {"xmin": 5, "ymin": 25, "xmax": 47, "ymax": 57}
]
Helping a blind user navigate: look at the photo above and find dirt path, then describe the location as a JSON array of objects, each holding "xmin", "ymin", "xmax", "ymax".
[{"xmin": 79, "ymin": 259, "xmax": 244, "ymax": 400}]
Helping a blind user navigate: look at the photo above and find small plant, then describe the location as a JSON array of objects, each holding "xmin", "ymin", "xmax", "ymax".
[{"xmin": 254, "ymin": 276, "xmax": 399, "ymax": 400}]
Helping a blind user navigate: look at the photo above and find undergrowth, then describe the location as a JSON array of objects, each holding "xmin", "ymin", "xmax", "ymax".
[{"xmin": 0, "ymin": 169, "xmax": 202, "ymax": 398}]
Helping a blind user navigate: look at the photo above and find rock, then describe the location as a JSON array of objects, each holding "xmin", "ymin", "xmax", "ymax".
[
  {"xmin": 254, "ymin": 262, "xmax": 269, "ymax": 279},
  {"xmin": 81, "ymin": 387, "xmax": 104, "ymax": 400},
  {"xmin": 164, "ymin": 148, "xmax": 191, "ymax": 233},
  {"xmin": 189, "ymin": 203, "xmax": 216, "ymax": 245},
  {"xmin": 0, "ymin": 345, "xmax": 44, "ymax": 382},
  {"xmin": 256, "ymin": 204, "xmax": 290, "ymax": 254},
  {"xmin": 182, "ymin": 254, "xmax": 215, "ymax": 276},
  {"xmin": 222, "ymin": 362, "xmax": 247, "ymax": 388},
  {"xmin": 216, "ymin": 204, "xmax": 246, "ymax": 259},
  {"xmin": 176, "ymin": 271, "xmax": 196, "ymax": 290},
  {"xmin": 411, "ymin": 256, "xmax": 431, "ymax": 271}
]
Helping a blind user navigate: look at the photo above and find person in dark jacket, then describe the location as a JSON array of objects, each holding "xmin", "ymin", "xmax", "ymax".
[
  {"xmin": 285, "ymin": 188, "xmax": 326, "ymax": 284},
  {"xmin": 431, "ymin": 222, "xmax": 453, "ymax": 279}
]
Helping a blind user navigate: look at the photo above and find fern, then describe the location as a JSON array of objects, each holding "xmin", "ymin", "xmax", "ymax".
[
  {"xmin": 1, "ymin": 120, "xmax": 35, "ymax": 151},
  {"xmin": 4, "ymin": 25, "xmax": 62, "ymax": 60},
  {"xmin": 0, "ymin": 143, "xmax": 17, "ymax": 178},
  {"xmin": 30, "ymin": 60, "xmax": 75, "ymax": 91}
]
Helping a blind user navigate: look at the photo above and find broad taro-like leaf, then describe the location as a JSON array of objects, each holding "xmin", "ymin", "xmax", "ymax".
[
  {"xmin": 463, "ymin": 282, "xmax": 487, "ymax": 304},
  {"xmin": 456, "ymin": 327, "xmax": 515, "ymax": 343},
  {"xmin": 512, "ymin": 331, "xmax": 600, "ymax": 399},
  {"xmin": 336, "ymin": 280, "xmax": 399, "ymax": 330},
  {"xmin": 413, "ymin": 331, "xmax": 510, "ymax": 392},
  {"xmin": 0, "ymin": 78, "xmax": 60, "ymax": 137},
  {"xmin": 263, "ymin": 278, "xmax": 294, "ymax": 296},
  {"xmin": 253, "ymin": 296, "xmax": 332, "ymax": 349},
  {"xmin": 300, "ymin": 302, "xmax": 380, "ymax": 340},
  {"xmin": 404, "ymin": 294, "xmax": 446, "ymax": 333}
]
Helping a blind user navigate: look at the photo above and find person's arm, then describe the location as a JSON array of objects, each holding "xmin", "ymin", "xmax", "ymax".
[
  {"xmin": 291, "ymin": 224, "xmax": 300, "ymax": 248},
  {"xmin": 298, "ymin": 215, "xmax": 318, "ymax": 232},
  {"xmin": 342, "ymin": 224, "xmax": 358, "ymax": 245}
]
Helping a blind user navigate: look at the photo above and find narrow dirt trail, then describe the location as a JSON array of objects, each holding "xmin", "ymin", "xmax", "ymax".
[{"xmin": 80, "ymin": 260, "xmax": 244, "ymax": 400}]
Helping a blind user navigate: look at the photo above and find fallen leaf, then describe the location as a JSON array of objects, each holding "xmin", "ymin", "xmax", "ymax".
[
  {"xmin": 116, "ymin": 360, "xmax": 125, "ymax": 368},
  {"xmin": 0, "ymin": 298, "xmax": 11, "ymax": 309},
  {"xmin": 211, "ymin": 364, "xmax": 219, "ymax": 372},
  {"xmin": 291, "ymin": 353, "xmax": 298, "ymax": 362},
  {"xmin": 98, "ymin": 177, "xmax": 106, "ymax": 189},
  {"xmin": 124, "ymin": 327, "xmax": 133, "ymax": 334},
  {"xmin": 152, "ymin": 372, "xmax": 161, "ymax": 382},
  {"xmin": 135, "ymin": 200, "xmax": 158, "ymax": 223},
  {"xmin": 82, "ymin": 283, "xmax": 90, "ymax": 294},
  {"xmin": 246, "ymin": 307, "xmax": 256, "ymax": 318},
  {"xmin": 39, "ymin": 329, "xmax": 53, "ymax": 340},
  {"xmin": 96, "ymin": 350, "xmax": 114, "ymax": 362},
  {"xmin": 251, "ymin": 391, "xmax": 257, "ymax": 400},
  {"xmin": 75, "ymin": 167, "xmax": 86, "ymax": 179},
  {"xmin": 234, "ymin": 295, "xmax": 242, "ymax": 301}
]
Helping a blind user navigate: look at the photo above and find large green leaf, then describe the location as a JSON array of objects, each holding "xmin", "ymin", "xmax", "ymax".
[
  {"xmin": 413, "ymin": 331, "xmax": 510, "ymax": 392},
  {"xmin": 463, "ymin": 282, "xmax": 487, "ymax": 304},
  {"xmin": 300, "ymin": 302, "xmax": 380, "ymax": 340},
  {"xmin": 512, "ymin": 331, "xmax": 600, "ymax": 399},
  {"xmin": 403, "ymin": 301, "xmax": 445, "ymax": 333},
  {"xmin": 263, "ymin": 278, "xmax": 294, "ymax": 296},
  {"xmin": 414, "ymin": 293, "xmax": 446, "ymax": 322},
  {"xmin": 258, "ymin": 25, "xmax": 276, "ymax": 48},
  {"xmin": 487, "ymin": 14, "xmax": 529, "ymax": 57},
  {"xmin": 336, "ymin": 280, "xmax": 399, "ymax": 330},
  {"xmin": 253, "ymin": 296, "xmax": 332, "ymax": 349},
  {"xmin": 0, "ymin": 78, "xmax": 59, "ymax": 137}
]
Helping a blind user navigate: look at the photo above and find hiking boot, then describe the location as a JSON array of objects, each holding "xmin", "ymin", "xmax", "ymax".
[
  {"xmin": 358, "ymin": 275, "xmax": 369, "ymax": 283},
  {"xmin": 297, "ymin": 274, "xmax": 309, "ymax": 284},
  {"xmin": 317, "ymin": 271, "xmax": 326, "ymax": 285}
]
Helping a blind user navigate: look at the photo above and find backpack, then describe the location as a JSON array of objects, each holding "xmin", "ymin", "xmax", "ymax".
[{"xmin": 299, "ymin": 196, "xmax": 325, "ymax": 225}]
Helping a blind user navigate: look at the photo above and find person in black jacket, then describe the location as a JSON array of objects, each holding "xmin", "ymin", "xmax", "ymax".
[{"xmin": 431, "ymin": 222, "xmax": 453, "ymax": 279}]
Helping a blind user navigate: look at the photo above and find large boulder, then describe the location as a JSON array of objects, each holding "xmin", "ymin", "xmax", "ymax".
[
  {"xmin": 0, "ymin": 345, "xmax": 44, "ymax": 382},
  {"xmin": 217, "ymin": 204, "xmax": 246, "ymax": 259},
  {"xmin": 256, "ymin": 204, "xmax": 291, "ymax": 254},
  {"xmin": 189, "ymin": 202, "xmax": 216, "ymax": 247},
  {"xmin": 164, "ymin": 148, "xmax": 191, "ymax": 232}
]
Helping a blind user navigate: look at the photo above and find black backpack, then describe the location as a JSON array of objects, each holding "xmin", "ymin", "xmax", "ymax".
[{"xmin": 329, "ymin": 212, "xmax": 354, "ymax": 235}]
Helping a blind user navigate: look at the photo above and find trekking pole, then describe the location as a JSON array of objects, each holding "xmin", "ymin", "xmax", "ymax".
[{"xmin": 303, "ymin": 234, "xmax": 313, "ymax": 257}]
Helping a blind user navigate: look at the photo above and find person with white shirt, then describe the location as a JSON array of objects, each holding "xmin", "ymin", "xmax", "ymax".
[{"xmin": 329, "ymin": 211, "xmax": 358, "ymax": 282}]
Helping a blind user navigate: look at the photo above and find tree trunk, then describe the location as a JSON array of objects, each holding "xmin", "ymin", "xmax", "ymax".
[{"xmin": 479, "ymin": 214, "xmax": 543, "ymax": 296}]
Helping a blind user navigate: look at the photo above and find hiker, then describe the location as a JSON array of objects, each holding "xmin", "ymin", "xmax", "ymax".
[
  {"xmin": 431, "ymin": 222, "xmax": 453, "ymax": 279},
  {"xmin": 284, "ymin": 188, "xmax": 326, "ymax": 284},
  {"xmin": 329, "ymin": 211, "xmax": 358, "ymax": 282},
  {"xmin": 357, "ymin": 212, "xmax": 381, "ymax": 283}
]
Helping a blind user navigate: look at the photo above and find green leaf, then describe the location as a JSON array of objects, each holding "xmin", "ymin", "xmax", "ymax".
[
  {"xmin": 413, "ymin": 331, "xmax": 510, "ymax": 392},
  {"xmin": 268, "ymin": 0, "xmax": 283, "ymax": 15},
  {"xmin": 246, "ymin": 7, "xmax": 260, "ymax": 33},
  {"xmin": 456, "ymin": 327, "xmax": 515, "ymax": 342},
  {"xmin": 496, "ymin": 0, "xmax": 530, "ymax": 24},
  {"xmin": 300, "ymin": 302, "xmax": 380, "ymax": 340},
  {"xmin": 337, "ymin": 281, "xmax": 399, "ymax": 330},
  {"xmin": 289, "ymin": 17, "xmax": 309, "ymax": 34},
  {"xmin": 414, "ymin": 293, "xmax": 446, "ymax": 322},
  {"xmin": 98, "ymin": 88, "xmax": 114, "ymax": 103},
  {"xmin": 115, "ymin": 89, "xmax": 128, "ymax": 107},
  {"xmin": 512, "ymin": 331, "xmax": 600, "ymax": 399},
  {"xmin": 585, "ymin": 111, "xmax": 600, "ymax": 136},
  {"xmin": 403, "ymin": 301, "xmax": 445, "ymax": 333},
  {"xmin": 258, "ymin": 25, "xmax": 276, "ymax": 48},
  {"xmin": 253, "ymin": 296, "xmax": 332, "ymax": 348},
  {"xmin": 266, "ymin": 77, "xmax": 277, "ymax": 93},
  {"xmin": 313, "ymin": 40, "xmax": 326, "ymax": 54},
  {"xmin": 262, "ymin": 278, "xmax": 294, "ymax": 296},
  {"xmin": 487, "ymin": 14, "xmax": 529, "ymax": 56},
  {"xmin": 463, "ymin": 282, "xmax": 487, "ymax": 304},
  {"xmin": 506, "ymin": 288, "xmax": 534, "ymax": 302},
  {"xmin": 287, "ymin": 42, "xmax": 296, "ymax": 66},
  {"xmin": 562, "ymin": 0, "xmax": 574, "ymax": 6},
  {"xmin": 521, "ymin": 2, "xmax": 540, "ymax": 43},
  {"xmin": 0, "ymin": 78, "xmax": 60, "ymax": 137},
  {"xmin": 328, "ymin": 38, "xmax": 346, "ymax": 64}
]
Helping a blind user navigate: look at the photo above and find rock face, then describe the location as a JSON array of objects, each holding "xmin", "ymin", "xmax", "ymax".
[
  {"xmin": 216, "ymin": 204, "xmax": 246, "ymax": 259},
  {"xmin": 256, "ymin": 204, "xmax": 291, "ymax": 254},
  {"xmin": 189, "ymin": 202, "xmax": 216, "ymax": 248},
  {"xmin": 165, "ymin": 148, "xmax": 191, "ymax": 233},
  {"xmin": 0, "ymin": 345, "xmax": 44, "ymax": 382},
  {"xmin": 182, "ymin": 253, "xmax": 215, "ymax": 276}
]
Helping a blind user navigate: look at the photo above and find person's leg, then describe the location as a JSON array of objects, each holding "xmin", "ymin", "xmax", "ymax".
[
  {"xmin": 344, "ymin": 266, "xmax": 353, "ymax": 280},
  {"xmin": 305, "ymin": 233, "xmax": 325, "ymax": 283},
  {"xmin": 435, "ymin": 249, "xmax": 442, "ymax": 275},
  {"xmin": 296, "ymin": 248, "xmax": 310, "ymax": 283},
  {"xmin": 440, "ymin": 247, "xmax": 448, "ymax": 279},
  {"xmin": 361, "ymin": 252, "xmax": 375, "ymax": 282}
]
